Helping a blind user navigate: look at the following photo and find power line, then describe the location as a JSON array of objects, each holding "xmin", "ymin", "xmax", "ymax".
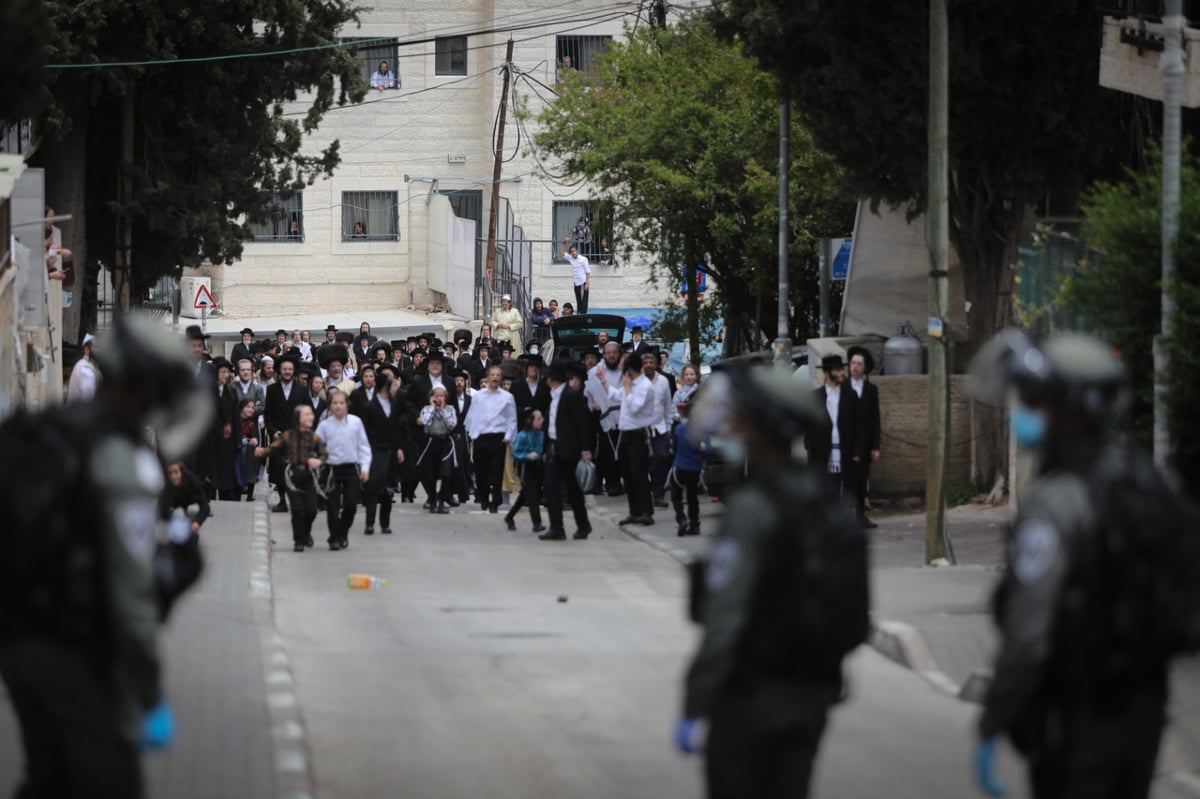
[{"xmin": 46, "ymin": 0, "xmax": 636, "ymax": 70}]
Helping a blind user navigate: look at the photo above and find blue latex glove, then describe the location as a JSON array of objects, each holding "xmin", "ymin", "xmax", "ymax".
[
  {"xmin": 973, "ymin": 738, "xmax": 1006, "ymax": 797},
  {"xmin": 140, "ymin": 702, "xmax": 176, "ymax": 751},
  {"xmin": 674, "ymin": 718, "xmax": 701, "ymax": 755}
]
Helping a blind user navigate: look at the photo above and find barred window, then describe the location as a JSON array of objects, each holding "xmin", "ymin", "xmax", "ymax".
[
  {"xmin": 435, "ymin": 36, "xmax": 468, "ymax": 76},
  {"xmin": 248, "ymin": 193, "xmax": 304, "ymax": 242},
  {"xmin": 343, "ymin": 37, "xmax": 400, "ymax": 90},
  {"xmin": 556, "ymin": 35, "xmax": 611, "ymax": 82},
  {"xmin": 342, "ymin": 191, "xmax": 400, "ymax": 241},
  {"xmin": 553, "ymin": 200, "xmax": 615, "ymax": 265}
]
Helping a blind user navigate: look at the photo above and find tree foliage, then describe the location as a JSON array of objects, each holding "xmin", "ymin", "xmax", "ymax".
[
  {"xmin": 1068, "ymin": 147, "xmax": 1200, "ymax": 495},
  {"xmin": 33, "ymin": 0, "xmax": 366, "ymax": 295},
  {"xmin": 534, "ymin": 22, "xmax": 854, "ymax": 355}
]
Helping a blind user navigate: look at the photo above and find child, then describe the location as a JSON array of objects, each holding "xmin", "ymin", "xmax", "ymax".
[
  {"xmin": 235, "ymin": 399, "xmax": 260, "ymax": 501},
  {"xmin": 670, "ymin": 402, "xmax": 706, "ymax": 537},
  {"xmin": 159, "ymin": 461, "xmax": 212, "ymax": 533},
  {"xmin": 416, "ymin": 385, "xmax": 458, "ymax": 514},
  {"xmin": 256, "ymin": 405, "xmax": 328, "ymax": 552},
  {"xmin": 505, "ymin": 409, "xmax": 545, "ymax": 532}
]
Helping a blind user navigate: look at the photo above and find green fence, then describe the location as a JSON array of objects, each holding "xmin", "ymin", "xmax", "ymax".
[{"xmin": 1015, "ymin": 219, "xmax": 1101, "ymax": 334}]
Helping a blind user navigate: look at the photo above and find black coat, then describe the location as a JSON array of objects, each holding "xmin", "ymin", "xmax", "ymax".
[
  {"xmin": 463, "ymin": 356, "xmax": 495, "ymax": 383},
  {"xmin": 230, "ymin": 342, "xmax": 254, "ymax": 365},
  {"xmin": 349, "ymin": 385, "xmax": 376, "ymax": 419},
  {"xmin": 852, "ymin": 380, "xmax": 881, "ymax": 456},
  {"xmin": 409, "ymin": 374, "xmax": 458, "ymax": 410},
  {"xmin": 806, "ymin": 384, "xmax": 858, "ymax": 470},
  {"xmin": 550, "ymin": 386, "xmax": 593, "ymax": 462},
  {"xmin": 362, "ymin": 394, "xmax": 409, "ymax": 452},
  {"xmin": 264, "ymin": 379, "xmax": 307, "ymax": 436},
  {"xmin": 510, "ymin": 378, "xmax": 551, "ymax": 427}
]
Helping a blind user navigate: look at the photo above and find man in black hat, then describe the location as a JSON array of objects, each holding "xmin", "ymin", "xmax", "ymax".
[
  {"xmin": 409, "ymin": 350, "xmax": 458, "ymax": 411},
  {"xmin": 264, "ymin": 352, "xmax": 308, "ymax": 512},
  {"xmin": 231, "ymin": 328, "xmax": 256, "ymax": 364},
  {"xmin": 510, "ymin": 354, "xmax": 550, "ymax": 427},
  {"xmin": 806, "ymin": 353, "xmax": 858, "ymax": 501},
  {"xmin": 349, "ymin": 363, "xmax": 377, "ymax": 418},
  {"xmin": 370, "ymin": 340, "xmax": 393, "ymax": 367},
  {"xmin": 358, "ymin": 321, "xmax": 377, "ymax": 346},
  {"xmin": 320, "ymin": 345, "xmax": 356, "ymax": 396},
  {"xmin": 353, "ymin": 334, "xmax": 373, "ymax": 367},
  {"xmin": 391, "ymin": 340, "xmax": 411, "ymax": 372},
  {"xmin": 467, "ymin": 342, "xmax": 495, "ymax": 384},
  {"xmin": 846, "ymin": 345, "xmax": 881, "ymax": 528},
  {"xmin": 273, "ymin": 329, "xmax": 289, "ymax": 357},
  {"xmin": 324, "ymin": 324, "xmax": 338, "ymax": 346},
  {"xmin": 626, "ymin": 326, "xmax": 649, "ymax": 358},
  {"xmin": 185, "ymin": 325, "xmax": 211, "ymax": 373},
  {"xmin": 537, "ymin": 359, "xmax": 593, "ymax": 540}
]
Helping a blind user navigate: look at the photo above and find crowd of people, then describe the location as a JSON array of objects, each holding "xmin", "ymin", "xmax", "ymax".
[{"xmin": 169, "ymin": 311, "xmax": 719, "ymax": 550}]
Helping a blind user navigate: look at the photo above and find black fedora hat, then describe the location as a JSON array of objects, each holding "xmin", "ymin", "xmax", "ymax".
[
  {"xmin": 185, "ymin": 325, "xmax": 210, "ymax": 341},
  {"xmin": 847, "ymin": 345, "xmax": 876, "ymax": 374},
  {"xmin": 424, "ymin": 350, "xmax": 447, "ymax": 365},
  {"xmin": 239, "ymin": 327, "xmax": 255, "ymax": 337},
  {"xmin": 325, "ymin": 324, "xmax": 337, "ymax": 333},
  {"xmin": 276, "ymin": 351, "xmax": 302, "ymax": 370},
  {"xmin": 335, "ymin": 331, "xmax": 356, "ymax": 345},
  {"xmin": 274, "ymin": 328, "xmax": 287, "ymax": 337},
  {"xmin": 211, "ymin": 356, "xmax": 233, "ymax": 372},
  {"xmin": 318, "ymin": 344, "xmax": 350, "ymax": 369},
  {"xmin": 544, "ymin": 358, "xmax": 570, "ymax": 382},
  {"xmin": 820, "ymin": 354, "xmax": 846, "ymax": 371},
  {"xmin": 390, "ymin": 340, "xmax": 406, "ymax": 351}
]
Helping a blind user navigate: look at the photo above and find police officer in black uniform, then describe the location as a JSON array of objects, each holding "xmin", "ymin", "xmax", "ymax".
[
  {"xmin": 677, "ymin": 366, "xmax": 869, "ymax": 799},
  {"xmin": 0, "ymin": 314, "xmax": 214, "ymax": 798},
  {"xmin": 969, "ymin": 330, "xmax": 1198, "ymax": 799}
]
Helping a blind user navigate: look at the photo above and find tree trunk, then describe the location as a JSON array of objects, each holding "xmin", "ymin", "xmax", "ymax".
[
  {"xmin": 42, "ymin": 124, "xmax": 88, "ymax": 344},
  {"xmin": 949, "ymin": 172, "xmax": 1031, "ymax": 488}
]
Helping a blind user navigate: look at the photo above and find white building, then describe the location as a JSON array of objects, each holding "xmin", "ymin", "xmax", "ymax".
[{"xmin": 191, "ymin": 1, "xmax": 685, "ymax": 325}]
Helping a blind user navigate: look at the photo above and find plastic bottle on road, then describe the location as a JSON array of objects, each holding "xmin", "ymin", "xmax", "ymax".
[{"xmin": 347, "ymin": 574, "xmax": 388, "ymax": 590}]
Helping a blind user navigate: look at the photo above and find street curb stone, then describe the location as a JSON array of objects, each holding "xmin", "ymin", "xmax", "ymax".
[{"xmin": 252, "ymin": 496, "xmax": 317, "ymax": 799}]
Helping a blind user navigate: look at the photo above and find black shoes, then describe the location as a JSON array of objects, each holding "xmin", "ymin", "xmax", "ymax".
[
  {"xmin": 688, "ymin": 522, "xmax": 700, "ymax": 536},
  {"xmin": 606, "ymin": 488, "xmax": 625, "ymax": 497},
  {"xmin": 572, "ymin": 528, "xmax": 592, "ymax": 540},
  {"xmin": 538, "ymin": 529, "xmax": 567, "ymax": 541},
  {"xmin": 618, "ymin": 516, "xmax": 637, "ymax": 526},
  {"xmin": 381, "ymin": 527, "xmax": 392, "ymax": 535},
  {"xmin": 434, "ymin": 504, "xmax": 450, "ymax": 515},
  {"xmin": 531, "ymin": 524, "xmax": 546, "ymax": 533},
  {"xmin": 448, "ymin": 497, "xmax": 460, "ymax": 507},
  {"xmin": 677, "ymin": 521, "xmax": 689, "ymax": 537},
  {"xmin": 504, "ymin": 516, "xmax": 517, "ymax": 531},
  {"xmin": 488, "ymin": 505, "xmax": 499, "ymax": 514},
  {"xmin": 364, "ymin": 525, "xmax": 375, "ymax": 536},
  {"xmin": 861, "ymin": 518, "xmax": 879, "ymax": 529},
  {"xmin": 654, "ymin": 498, "xmax": 670, "ymax": 509},
  {"xmin": 293, "ymin": 543, "xmax": 305, "ymax": 552},
  {"xmin": 329, "ymin": 541, "xmax": 340, "ymax": 551},
  {"xmin": 273, "ymin": 502, "xmax": 288, "ymax": 513},
  {"xmin": 305, "ymin": 535, "xmax": 314, "ymax": 548}
]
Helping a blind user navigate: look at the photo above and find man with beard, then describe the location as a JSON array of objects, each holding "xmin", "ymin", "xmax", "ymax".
[
  {"xmin": 264, "ymin": 353, "xmax": 307, "ymax": 512},
  {"xmin": 585, "ymin": 341, "xmax": 625, "ymax": 496}
]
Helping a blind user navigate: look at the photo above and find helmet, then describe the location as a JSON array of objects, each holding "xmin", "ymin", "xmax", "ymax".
[
  {"xmin": 688, "ymin": 365, "xmax": 823, "ymax": 448},
  {"xmin": 968, "ymin": 329, "xmax": 1126, "ymax": 422},
  {"xmin": 93, "ymin": 313, "xmax": 215, "ymax": 459}
]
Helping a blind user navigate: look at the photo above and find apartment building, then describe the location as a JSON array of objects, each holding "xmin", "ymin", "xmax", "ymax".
[{"xmin": 195, "ymin": 0, "xmax": 680, "ymax": 322}]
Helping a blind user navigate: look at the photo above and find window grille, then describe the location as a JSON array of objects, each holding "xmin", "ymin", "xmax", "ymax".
[
  {"xmin": 342, "ymin": 191, "xmax": 400, "ymax": 241},
  {"xmin": 435, "ymin": 36, "xmax": 468, "ymax": 76},
  {"xmin": 343, "ymin": 37, "xmax": 400, "ymax": 90},
  {"xmin": 553, "ymin": 201, "xmax": 615, "ymax": 265},
  {"xmin": 555, "ymin": 35, "xmax": 612, "ymax": 82},
  {"xmin": 249, "ymin": 193, "xmax": 304, "ymax": 242}
]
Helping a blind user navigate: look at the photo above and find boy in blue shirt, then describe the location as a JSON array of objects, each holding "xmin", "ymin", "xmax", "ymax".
[{"xmin": 670, "ymin": 401, "xmax": 707, "ymax": 536}]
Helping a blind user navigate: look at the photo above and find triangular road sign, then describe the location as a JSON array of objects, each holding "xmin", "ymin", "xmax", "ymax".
[{"xmin": 193, "ymin": 283, "xmax": 216, "ymax": 310}]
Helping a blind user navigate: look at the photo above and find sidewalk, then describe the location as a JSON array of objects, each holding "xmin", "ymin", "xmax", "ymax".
[{"xmin": 0, "ymin": 500, "xmax": 276, "ymax": 799}]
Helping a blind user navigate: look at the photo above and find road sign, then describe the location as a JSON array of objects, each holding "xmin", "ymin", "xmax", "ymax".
[
  {"xmin": 831, "ymin": 237, "xmax": 853, "ymax": 280},
  {"xmin": 681, "ymin": 265, "xmax": 708, "ymax": 297},
  {"xmin": 192, "ymin": 283, "xmax": 216, "ymax": 310}
]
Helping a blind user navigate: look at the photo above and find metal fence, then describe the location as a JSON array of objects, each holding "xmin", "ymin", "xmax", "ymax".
[
  {"xmin": 1016, "ymin": 220, "xmax": 1100, "ymax": 334},
  {"xmin": 95, "ymin": 268, "xmax": 177, "ymax": 330}
]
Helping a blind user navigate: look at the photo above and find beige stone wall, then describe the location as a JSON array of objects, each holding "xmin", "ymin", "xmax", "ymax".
[
  {"xmin": 870, "ymin": 374, "xmax": 973, "ymax": 496},
  {"xmin": 222, "ymin": 3, "xmax": 672, "ymax": 318}
]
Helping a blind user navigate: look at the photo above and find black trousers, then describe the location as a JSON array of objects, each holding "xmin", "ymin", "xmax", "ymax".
[
  {"xmin": 574, "ymin": 283, "xmax": 589, "ymax": 313},
  {"xmin": 545, "ymin": 444, "xmax": 590, "ymax": 534},
  {"xmin": 650, "ymin": 431, "xmax": 672, "ymax": 499},
  {"xmin": 326, "ymin": 463, "xmax": 361, "ymax": 545},
  {"xmin": 287, "ymin": 486, "xmax": 318, "ymax": 546},
  {"xmin": 507, "ymin": 460, "xmax": 543, "ymax": 526},
  {"xmin": 420, "ymin": 438, "xmax": 454, "ymax": 504},
  {"xmin": 705, "ymin": 702, "xmax": 828, "ymax": 799},
  {"xmin": 1027, "ymin": 693, "xmax": 1165, "ymax": 799},
  {"xmin": 618, "ymin": 428, "xmax": 653, "ymax": 517},
  {"xmin": 0, "ymin": 639, "xmax": 145, "ymax": 799},
  {"xmin": 365, "ymin": 446, "xmax": 396, "ymax": 529},
  {"xmin": 596, "ymin": 427, "xmax": 622, "ymax": 492},
  {"xmin": 268, "ymin": 447, "xmax": 287, "ymax": 507},
  {"xmin": 473, "ymin": 433, "xmax": 506, "ymax": 509},
  {"xmin": 671, "ymin": 468, "xmax": 701, "ymax": 525},
  {"xmin": 452, "ymin": 435, "xmax": 472, "ymax": 501}
]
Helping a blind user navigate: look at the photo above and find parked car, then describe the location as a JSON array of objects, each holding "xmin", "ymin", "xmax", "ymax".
[{"xmin": 542, "ymin": 313, "xmax": 626, "ymax": 363}]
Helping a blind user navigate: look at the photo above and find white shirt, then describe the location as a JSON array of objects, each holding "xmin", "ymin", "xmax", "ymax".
[
  {"xmin": 315, "ymin": 414, "xmax": 372, "ymax": 471},
  {"xmin": 611, "ymin": 374, "xmax": 655, "ymax": 431},
  {"xmin": 825, "ymin": 384, "xmax": 842, "ymax": 472},
  {"xmin": 548, "ymin": 384, "xmax": 565, "ymax": 441},
  {"xmin": 464, "ymin": 387, "xmax": 518, "ymax": 442},
  {"xmin": 67, "ymin": 357, "xmax": 98, "ymax": 403},
  {"xmin": 280, "ymin": 380, "xmax": 293, "ymax": 401},
  {"xmin": 646, "ymin": 372, "xmax": 672, "ymax": 435},
  {"xmin": 371, "ymin": 70, "xmax": 395, "ymax": 90},
  {"xmin": 586, "ymin": 363, "xmax": 623, "ymax": 431},
  {"xmin": 851, "ymin": 377, "xmax": 864, "ymax": 399},
  {"xmin": 567, "ymin": 253, "xmax": 591, "ymax": 287}
]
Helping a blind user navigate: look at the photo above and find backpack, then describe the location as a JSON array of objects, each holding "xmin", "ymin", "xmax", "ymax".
[{"xmin": 0, "ymin": 405, "xmax": 100, "ymax": 639}]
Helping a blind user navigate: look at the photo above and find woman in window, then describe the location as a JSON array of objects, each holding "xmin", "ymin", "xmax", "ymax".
[{"xmin": 371, "ymin": 61, "xmax": 394, "ymax": 91}]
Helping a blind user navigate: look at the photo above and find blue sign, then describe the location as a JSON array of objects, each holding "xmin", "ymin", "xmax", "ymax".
[
  {"xmin": 681, "ymin": 265, "xmax": 708, "ymax": 296},
  {"xmin": 831, "ymin": 238, "xmax": 852, "ymax": 281}
]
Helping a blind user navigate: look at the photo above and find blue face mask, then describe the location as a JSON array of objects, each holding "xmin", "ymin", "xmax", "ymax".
[{"xmin": 1010, "ymin": 404, "xmax": 1047, "ymax": 448}]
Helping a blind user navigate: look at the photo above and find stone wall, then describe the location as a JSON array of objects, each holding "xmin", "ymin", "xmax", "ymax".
[{"xmin": 870, "ymin": 374, "xmax": 973, "ymax": 496}]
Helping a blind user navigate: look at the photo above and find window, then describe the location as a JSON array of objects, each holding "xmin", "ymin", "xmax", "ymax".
[
  {"xmin": 435, "ymin": 36, "xmax": 468, "ymax": 76},
  {"xmin": 343, "ymin": 37, "xmax": 399, "ymax": 91},
  {"xmin": 553, "ymin": 200, "xmax": 615, "ymax": 265},
  {"xmin": 555, "ymin": 35, "xmax": 611, "ymax": 81},
  {"xmin": 249, "ymin": 193, "xmax": 304, "ymax": 242},
  {"xmin": 342, "ymin": 191, "xmax": 399, "ymax": 241}
]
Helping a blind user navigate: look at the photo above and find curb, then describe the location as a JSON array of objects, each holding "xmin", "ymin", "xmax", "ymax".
[
  {"xmin": 586, "ymin": 497, "xmax": 698, "ymax": 563},
  {"xmin": 250, "ymin": 496, "xmax": 317, "ymax": 799}
]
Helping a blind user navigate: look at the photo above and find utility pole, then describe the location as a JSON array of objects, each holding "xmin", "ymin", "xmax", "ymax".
[
  {"xmin": 484, "ymin": 38, "xmax": 515, "ymax": 320},
  {"xmin": 818, "ymin": 238, "xmax": 830, "ymax": 337},
  {"xmin": 773, "ymin": 82, "xmax": 791, "ymax": 369},
  {"xmin": 925, "ymin": 0, "xmax": 950, "ymax": 564},
  {"xmin": 1155, "ymin": 1, "xmax": 1184, "ymax": 471}
]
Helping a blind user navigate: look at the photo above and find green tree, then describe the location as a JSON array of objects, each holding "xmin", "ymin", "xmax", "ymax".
[
  {"xmin": 1068, "ymin": 147, "xmax": 1200, "ymax": 495},
  {"xmin": 534, "ymin": 22, "xmax": 853, "ymax": 359},
  {"xmin": 31, "ymin": 0, "xmax": 366, "ymax": 339}
]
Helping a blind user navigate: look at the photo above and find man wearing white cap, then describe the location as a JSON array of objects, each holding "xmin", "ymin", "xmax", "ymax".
[
  {"xmin": 67, "ymin": 333, "xmax": 99, "ymax": 403},
  {"xmin": 490, "ymin": 294, "xmax": 524, "ymax": 354}
]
